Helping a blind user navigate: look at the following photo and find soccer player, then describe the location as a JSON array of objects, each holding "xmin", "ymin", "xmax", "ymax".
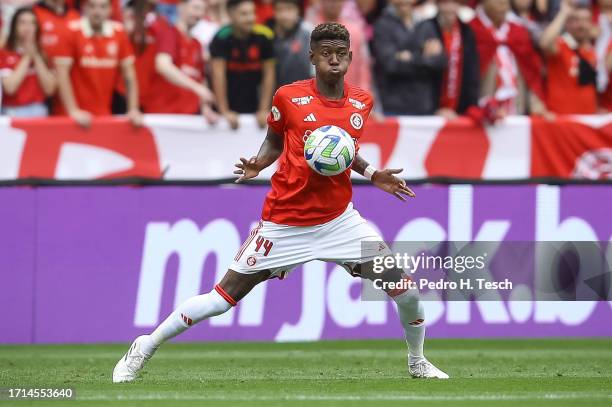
[{"xmin": 113, "ymin": 22, "xmax": 449, "ymax": 382}]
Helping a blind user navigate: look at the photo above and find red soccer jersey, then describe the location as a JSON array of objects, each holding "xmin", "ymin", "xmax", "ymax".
[
  {"xmin": 144, "ymin": 25, "xmax": 204, "ymax": 114},
  {"xmin": 0, "ymin": 49, "xmax": 46, "ymax": 106},
  {"xmin": 545, "ymin": 36, "xmax": 598, "ymax": 114},
  {"xmin": 264, "ymin": 79, "xmax": 373, "ymax": 226},
  {"xmin": 118, "ymin": 12, "xmax": 171, "ymax": 105},
  {"xmin": 55, "ymin": 18, "xmax": 134, "ymax": 115},
  {"xmin": 33, "ymin": 3, "xmax": 81, "ymax": 59}
]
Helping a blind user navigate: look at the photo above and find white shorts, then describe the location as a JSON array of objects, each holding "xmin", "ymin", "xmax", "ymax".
[{"xmin": 229, "ymin": 203, "xmax": 391, "ymax": 279}]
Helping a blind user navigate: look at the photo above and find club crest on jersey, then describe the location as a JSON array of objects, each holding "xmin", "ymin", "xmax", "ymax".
[
  {"xmin": 107, "ymin": 42, "xmax": 118, "ymax": 56},
  {"xmin": 271, "ymin": 106, "xmax": 281, "ymax": 122},
  {"xmin": 349, "ymin": 98, "xmax": 366, "ymax": 110},
  {"xmin": 247, "ymin": 256, "xmax": 257, "ymax": 267},
  {"xmin": 291, "ymin": 96, "xmax": 313, "ymax": 106},
  {"xmin": 350, "ymin": 113, "xmax": 363, "ymax": 130}
]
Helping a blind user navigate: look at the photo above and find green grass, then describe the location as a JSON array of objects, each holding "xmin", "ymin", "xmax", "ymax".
[{"xmin": 0, "ymin": 339, "xmax": 611, "ymax": 406}]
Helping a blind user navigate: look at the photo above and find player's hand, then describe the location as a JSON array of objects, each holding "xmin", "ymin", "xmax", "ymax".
[
  {"xmin": 126, "ymin": 109, "xmax": 143, "ymax": 127},
  {"xmin": 255, "ymin": 110, "xmax": 268, "ymax": 128},
  {"xmin": 223, "ymin": 111, "xmax": 240, "ymax": 130},
  {"xmin": 234, "ymin": 156, "xmax": 260, "ymax": 183},
  {"xmin": 371, "ymin": 168, "xmax": 416, "ymax": 201},
  {"xmin": 69, "ymin": 109, "xmax": 93, "ymax": 128}
]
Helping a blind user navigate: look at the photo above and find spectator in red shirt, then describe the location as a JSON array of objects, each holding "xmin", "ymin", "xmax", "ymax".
[
  {"xmin": 539, "ymin": 0, "xmax": 598, "ymax": 114},
  {"xmin": 141, "ymin": 0, "xmax": 217, "ymax": 118},
  {"xmin": 32, "ymin": 0, "xmax": 81, "ymax": 58},
  {"xmin": 55, "ymin": 0, "xmax": 142, "ymax": 127},
  {"xmin": 122, "ymin": 0, "xmax": 172, "ymax": 111},
  {"xmin": 0, "ymin": 7, "xmax": 56, "ymax": 117},
  {"xmin": 470, "ymin": 0, "xmax": 549, "ymax": 118}
]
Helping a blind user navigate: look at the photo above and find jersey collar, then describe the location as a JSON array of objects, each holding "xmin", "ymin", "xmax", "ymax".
[{"xmin": 310, "ymin": 78, "xmax": 348, "ymax": 108}]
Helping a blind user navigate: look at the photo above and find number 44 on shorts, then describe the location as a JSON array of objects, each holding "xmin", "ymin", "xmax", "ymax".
[{"xmin": 254, "ymin": 236, "xmax": 273, "ymax": 256}]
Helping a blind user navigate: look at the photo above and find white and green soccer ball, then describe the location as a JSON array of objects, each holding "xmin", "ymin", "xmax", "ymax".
[{"xmin": 304, "ymin": 125, "xmax": 356, "ymax": 176}]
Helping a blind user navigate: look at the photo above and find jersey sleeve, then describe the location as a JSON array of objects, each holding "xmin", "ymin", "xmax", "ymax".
[
  {"xmin": 354, "ymin": 91, "xmax": 375, "ymax": 155},
  {"xmin": 260, "ymin": 35, "xmax": 274, "ymax": 61},
  {"xmin": 157, "ymin": 26, "xmax": 179, "ymax": 60},
  {"xmin": 0, "ymin": 50, "xmax": 12, "ymax": 77},
  {"xmin": 54, "ymin": 28, "xmax": 76, "ymax": 66},
  {"xmin": 267, "ymin": 89, "xmax": 288, "ymax": 135},
  {"xmin": 363, "ymin": 91, "xmax": 374, "ymax": 122},
  {"xmin": 118, "ymin": 30, "xmax": 135, "ymax": 64}
]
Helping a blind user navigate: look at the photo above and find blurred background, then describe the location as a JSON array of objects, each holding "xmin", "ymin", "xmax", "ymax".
[{"xmin": 0, "ymin": 0, "xmax": 610, "ymax": 345}]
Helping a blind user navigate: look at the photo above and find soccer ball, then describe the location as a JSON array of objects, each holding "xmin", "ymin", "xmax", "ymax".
[{"xmin": 304, "ymin": 125, "xmax": 356, "ymax": 176}]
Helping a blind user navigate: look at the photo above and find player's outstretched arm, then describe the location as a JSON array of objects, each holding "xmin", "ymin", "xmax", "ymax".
[
  {"xmin": 234, "ymin": 128, "xmax": 284, "ymax": 183},
  {"xmin": 352, "ymin": 154, "xmax": 416, "ymax": 201}
]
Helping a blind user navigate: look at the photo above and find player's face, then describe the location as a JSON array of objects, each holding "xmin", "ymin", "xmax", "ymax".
[
  {"xmin": 85, "ymin": 0, "xmax": 111, "ymax": 28},
  {"xmin": 310, "ymin": 40, "xmax": 351, "ymax": 83},
  {"xmin": 229, "ymin": 2, "xmax": 256, "ymax": 34}
]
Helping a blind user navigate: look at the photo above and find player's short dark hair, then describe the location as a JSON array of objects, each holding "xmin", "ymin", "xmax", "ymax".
[
  {"xmin": 310, "ymin": 23, "xmax": 350, "ymax": 49},
  {"xmin": 227, "ymin": 0, "xmax": 253, "ymax": 10}
]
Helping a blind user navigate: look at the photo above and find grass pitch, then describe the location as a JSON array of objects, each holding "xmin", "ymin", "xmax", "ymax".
[{"xmin": 0, "ymin": 339, "xmax": 611, "ymax": 406}]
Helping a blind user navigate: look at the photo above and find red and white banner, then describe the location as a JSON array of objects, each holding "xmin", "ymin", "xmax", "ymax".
[{"xmin": 1, "ymin": 114, "xmax": 611, "ymax": 181}]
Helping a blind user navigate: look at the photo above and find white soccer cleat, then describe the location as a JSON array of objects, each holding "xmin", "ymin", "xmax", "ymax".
[
  {"xmin": 112, "ymin": 335, "xmax": 155, "ymax": 383},
  {"xmin": 408, "ymin": 359, "xmax": 449, "ymax": 379}
]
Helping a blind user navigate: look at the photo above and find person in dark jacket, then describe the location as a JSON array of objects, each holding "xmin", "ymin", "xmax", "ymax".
[
  {"xmin": 269, "ymin": 0, "xmax": 313, "ymax": 88},
  {"xmin": 372, "ymin": 0, "xmax": 447, "ymax": 116},
  {"xmin": 415, "ymin": 0, "xmax": 480, "ymax": 119}
]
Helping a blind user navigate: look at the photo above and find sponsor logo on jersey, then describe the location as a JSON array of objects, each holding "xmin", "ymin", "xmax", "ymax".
[
  {"xmin": 271, "ymin": 106, "xmax": 281, "ymax": 122},
  {"xmin": 350, "ymin": 113, "xmax": 363, "ymax": 129},
  {"xmin": 303, "ymin": 113, "xmax": 317, "ymax": 122},
  {"xmin": 291, "ymin": 96, "xmax": 313, "ymax": 106},
  {"xmin": 349, "ymin": 98, "xmax": 366, "ymax": 110},
  {"xmin": 247, "ymin": 256, "xmax": 257, "ymax": 266}
]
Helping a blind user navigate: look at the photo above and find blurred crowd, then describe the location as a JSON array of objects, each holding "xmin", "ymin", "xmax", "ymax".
[{"xmin": 1, "ymin": 0, "xmax": 612, "ymax": 128}]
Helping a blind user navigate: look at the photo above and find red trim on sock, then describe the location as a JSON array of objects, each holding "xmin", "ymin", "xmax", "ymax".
[
  {"xmin": 181, "ymin": 313, "xmax": 193, "ymax": 326},
  {"xmin": 215, "ymin": 284, "xmax": 237, "ymax": 306}
]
